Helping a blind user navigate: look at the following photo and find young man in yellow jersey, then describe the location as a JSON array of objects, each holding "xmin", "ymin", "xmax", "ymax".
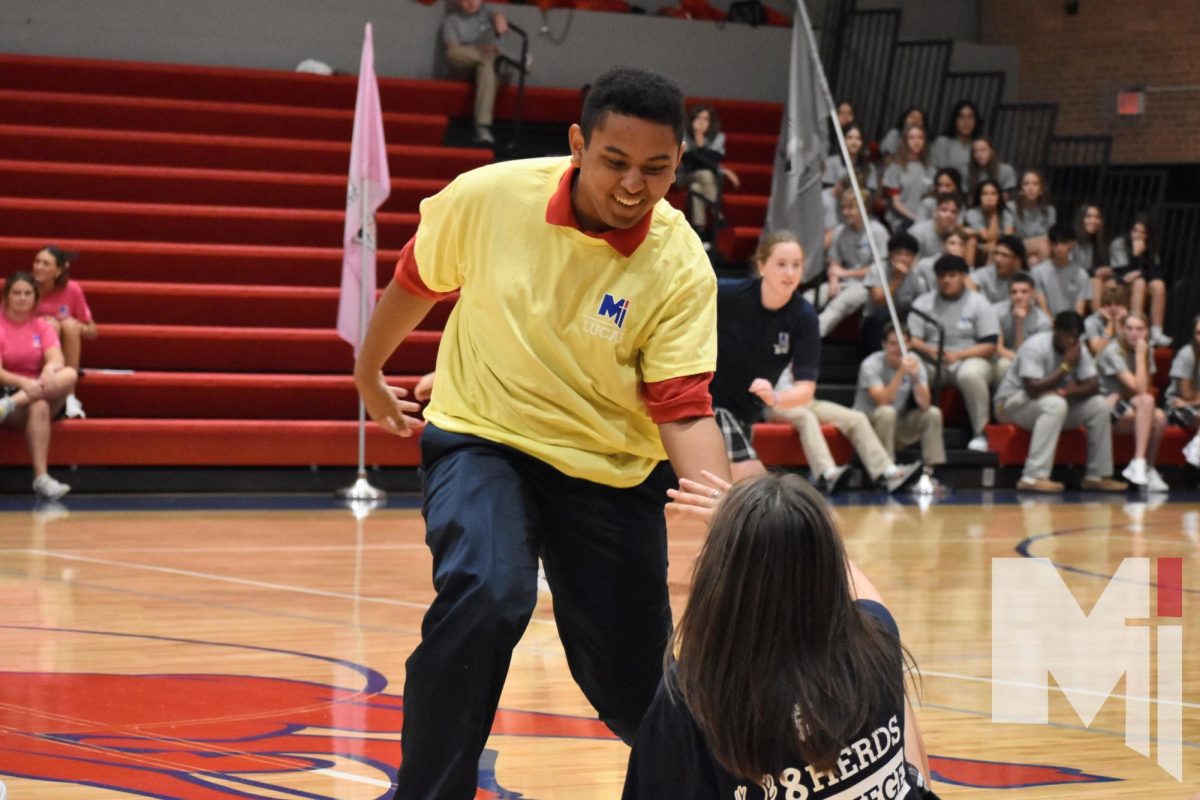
[{"xmin": 354, "ymin": 67, "xmax": 731, "ymax": 800}]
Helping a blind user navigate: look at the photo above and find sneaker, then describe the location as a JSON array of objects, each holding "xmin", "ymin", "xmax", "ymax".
[
  {"xmin": 64, "ymin": 393, "xmax": 86, "ymax": 419},
  {"xmin": 820, "ymin": 464, "xmax": 850, "ymax": 494},
  {"xmin": 0, "ymin": 395, "xmax": 14, "ymax": 423},
  {"xmin": 32, "ymin": 473, "xmax": 71, "ymax": 501},
  {"xmin": 473, "ymin": 125, "xmax": 495, "ymax": 145},
  {"xmin": 1184, "ymin": 433, "xmax": 1200, "ymax": 468},
  {"xmin": 1122, "ymin": 458, "xmax": 1148, "ymax": 486},
  {"xmin": 966, "ymin": 435, "xmax": 989, "ymax": 453},
  {"xmin": 1150, "ymin": 327, "xmax": 1173, "ymax": 347},
  {"xmin": 1146, "ymin": 468, "xmax": 1170, "ymax": 493},
  {"xmin": 1081, "ymin": 476, "xmax": 1128, "ymax": 492},
  {"xmin": 1017, "ymin": 476, "xmax": 1064, "ymax": 493},
  {"xmin": 883, "ymin": 461, "xmax": 922, "ymax": 493}
]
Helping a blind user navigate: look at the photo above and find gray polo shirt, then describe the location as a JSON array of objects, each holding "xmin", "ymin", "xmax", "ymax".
[
  {"xmin": 995, "ymin": 330, "xmax": 1098, "ymax": 404},
  {"xmin": 828, "ymin": 219, "xmax": 889, "ymax": 280},
  {"xmin": 443, "ymin": 5, "xmax": 496, "ymax": 46},
  {"xmin": 854, "ymin": 350, "xmax": 928, "ymax": 413},
  {"xmin": 1096, "ymin": 339, "xmax": 1155, "ymax": 396},
  {"xmin": 1032, "ymin": 260, "xmax": 1092, "ymax": 315},
  {"xmin": 1166, "ymin": 346, "xmax": 1199, "ymax": 403},
  {"xmin": 1009, "ymin": 202, "xmax": 1057, "ymax": 239},
  {"xmin": 864, "ymin": 258, "xmax": 925, "ymax": 308},
  {"xmin": 910, "ymin": 255, "xmax": 938, "ymax": 298},
  {"xmin": 931, "ymin": 135, "xmax": 971, "ymax": 177},
  {"xmin": 908, "ymin": 288, "xmax": 999, "ymax": 353},
  {"xmin": 970, "ymin": 264, "xmax": 1016, "ymax": 304},
  {"xmin": 882, "ymin": 160, "xmax": 934, "ymax": 226},
  {"xmin": 964, "ymin": 206, "xmax": 1015, "ymax": 239},
  {"xmin": 906, "ymin": 219, "xmax": 943, "ymax": 260},
  {"xmin": 992, "ymin": 300, "xmax": 1051, "ymax": 349},
  {"xmin": 1083, "ymin": 312, "xmax": 1114, "ymax": 345}
]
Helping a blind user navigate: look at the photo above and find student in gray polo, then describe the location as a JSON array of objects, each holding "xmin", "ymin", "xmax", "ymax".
[
  {"xmin": 907, "ymin": 254, "xmax": 999, "ymax": 453},
  {"xmin": 855, "ymin": 323, "xmax": 946, "ymax": 468},
  {"xmin": 994, "ymin": 311, "xmax": 1126, "ymax": 493},
  {"xmin": 968, "ymin": 234, "xmax": 1025, "ymax": 304},
  {"xmin": 907, "ymin": 194, "xmax": 961, "ymax": 260},
  {"xmin": 818, "ymin": 189, "xmax": 889, "ymax": 336},
  {"xmin": 992, "ymin": 271, "xmax": 1050, "ymax": 387},
  {"xmin": 1032, "ymin": 224, "xmax": 1091, "ymax": 316},
  {"xmin": 1168, "ymin": 315, "xmax": 1200, "ymax": 466}
]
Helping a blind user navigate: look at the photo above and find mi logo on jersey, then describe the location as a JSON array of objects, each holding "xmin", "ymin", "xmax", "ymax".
[{"xmin": 598, "ymin": 294, "xmax": 629, "ymax": 329}]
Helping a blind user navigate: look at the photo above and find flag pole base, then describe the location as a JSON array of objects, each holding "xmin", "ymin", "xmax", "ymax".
[{"xmin": 337, "ymin": 476, "xmax": 386, "ymax": 502}]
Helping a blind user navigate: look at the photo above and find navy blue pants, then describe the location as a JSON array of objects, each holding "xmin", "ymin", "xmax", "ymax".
[{"xmin": 392, "ymin": 424, "xmax": 675, "ymax": 799}]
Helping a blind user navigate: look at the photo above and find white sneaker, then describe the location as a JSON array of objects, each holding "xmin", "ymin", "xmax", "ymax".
[
  {"xmin": 821, "ymin": 464, "xmax": 850, "ymax": 494},
  {"xmin": 1150, "ymin": 327, "xmax": 1173, "ymax": 347},
  {"xmin": 32, "ymin": 473, "xmax": 71, "ymax": 500},
  {"xmin": 1184, "ymin": 433, "xmax": 1200, "ymax": 468},
  {"xmin": 1122, "ymin": 458, "xmax": 1148, "ymax": 486},
  {"xmin": 0, "ymin": 395, "xmax": 14, "ymax": 423},
  {"xmin": 967, "ymin": 435, "xmax": 989, "ymax": 453},
  {"xmin": 1146, "ymin": 468, "xmax": 1170, "ymax": 493},
  {"xmin": 883, "ymin": 462, "xmax": 922, "ymax": 493},
  {"xmin": 64, "ymin": 393, "xmax": 86, "ymax": 419}
]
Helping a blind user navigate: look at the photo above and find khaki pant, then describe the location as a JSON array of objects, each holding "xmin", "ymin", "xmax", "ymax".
[
  {"xmin": 995, "ymin": 391, "xmax": 1113, "ymax": 480},
  {"xmin": 991, "ymin": 355, "xmax": 1013, "ymax": 389},
  {"xmin": 817, "ymin": 282, "xmax": 870, "ymax": 337},
  {"xmin": 945, "ymin": 357, "xmax": 993, "ymax": 436},
  {"xmin": 446, "ymin": 43, "xmax": 497, "ymax": 126},
  {"xmin": 869, "ymin": 405, "xmax": 946, "ymax": 465},
  {"xmin": 766, "ymin": 399, "xmax": 894, "ymax": 479},
  {"xmin": 679, "ymin": 169, "xmax": 718, "ymax": 228}
]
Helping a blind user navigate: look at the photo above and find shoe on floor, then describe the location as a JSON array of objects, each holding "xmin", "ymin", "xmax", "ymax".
[
  {"xmin": 1122, "ymin": 458, "xmax": 1148, "ymax": 486},
  {"xmin": 473, "ymin": 124, "xmax": 495, "ymax": 145},
  {"xmin": 966, "ymin": 435, "xmax": 989, "ymax": 453},
  {"xmin": 0, "ymin": 394, "xmax": 14, "ymax": 423},
  {"xmin": 1183, "ymin": 433, "xmax": 1200, "ymax": 468},
  {"xmin": 64, "ymin": 392, "xmax": 86, "ymax": 419},
  {"xmin": 819, "ymin": 464, "xmax": 850, "ymax": 494},
  {"xmin": 883, "ymin": 461, "xmax": 922, "ymax": 493},
  {"xmin": 33, "ymin": 473, "xmax": 71, "ymax": 501},
  {"xmin": 1146, "ymin": 467, "xmax": 1170, "ymax": 493},
  {"xmin": 1017, "ymin": 476, "xmax": 1064, "ymax": 493},
  {"xmin": 1081, "ymin": 476, "xmax": 1128, "ymax": 492}
]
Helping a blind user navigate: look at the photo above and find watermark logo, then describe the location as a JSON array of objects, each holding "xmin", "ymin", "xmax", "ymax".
[{"xmin": 992, "ymin": 557, "xmax": 1184, "ymax": 780}]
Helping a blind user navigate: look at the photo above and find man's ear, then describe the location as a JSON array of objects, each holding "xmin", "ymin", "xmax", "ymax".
[{"xmin": 568, "ymin": 124, "xmax": 585, "ymax": 167}]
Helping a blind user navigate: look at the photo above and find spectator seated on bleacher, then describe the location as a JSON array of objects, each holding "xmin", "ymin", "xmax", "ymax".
[
  {"xmin": 1032, "ymin": 224, "xmax": 1090, "ymax": 317},
  {"xmin": 824, "ymin": 124, "xmax": 878, "ymax": 200},
  {"xmin": 854, "ymin": 323, "xmax": 945, "ymax": 476},
  {"xmin": 882, "ymin": 123, "xmax": 935, "ymax": 231},
  {"xmin": 908, "ymin": 193, "xmax": 962, "ymax": 260},
  {"xmin": 1072, "ymin": 202, "xmax": 1112, "ymax": 304},
  {"xmin": 916, "ymin": 169, "xmax": 963, "ymax": 224},
  {"xmin": 1084, "ymin": 284, "xmax": 1129, "ymax": 356},
  {"xmin": 1168, "ymin": 315, "xmax": 1200, "ymax": 467},
  {"xmin": 817, "ymin": 189, "xmax": 888, "ymax": 337},
  {"xmin": 911, "ymin": 227, "xmax": 967, "ymax": 304},
  {"xmin": 861, "ymin": 232, "xmax": 922, "ymax": 353},
  {"xmin": 907, "ymin": 255, "xmax": 999, "ymax": 453},
  {"xmin": 963, "ymin": 179, "xmax": 1015, "ymax": 267},
  {"xmin": 966, "ymin": 135, "xmax": 1017, "ymax": 199},
  {"xmin": 991, "ymin": 271, "xmax": 1049, "ymax": 389},
  {"xmin": 441, "ymin": 0, "xmax": 523, "ymax": 145},
  {"xmin": 1108, "ymin": 213, "xmax": 1171, "ymax": 346},
  {"xmin": 1009, "ymin": 169, "xmax": 1056, "ymax": 265},
  {"xmin": 678, "ymin": 104, "xmax": 739, "ymax": 240},
  {"xmin": 32, "ymin": 246, "xmax": 94, "ymax": 419},
  {"xmin": 993, "ymin": 311, "xmax": 1127, "ymax": 494},
  {"xmin": 1096, "ymin": 312, "xmax": 1168, "ymax": 491},
  {"xmin": 931, "ymin": 100, "xmax": 982, "ymax": 180},
  {"xmin": 879, "ymin": 106, "xmax": 926, "ymax": 161},
  {"xmin": 968, "ymin": 233, "xmax": 1025, "ymax": 304},
  {"xmin": 0, "ymin": 272, "xmax": 78, "ymax": 500}
]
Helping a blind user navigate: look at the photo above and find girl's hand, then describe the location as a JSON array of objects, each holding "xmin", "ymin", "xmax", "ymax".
[{"xmin": 666, "ymin": 471, "xmax": 733, "ymax": 523}]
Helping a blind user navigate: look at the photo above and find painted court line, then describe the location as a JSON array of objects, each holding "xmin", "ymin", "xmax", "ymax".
[{"xmin": 923, "ymin": 668, "xmax": 1200, "ymax": 710}]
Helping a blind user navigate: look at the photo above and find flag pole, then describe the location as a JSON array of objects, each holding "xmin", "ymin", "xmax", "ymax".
[{"xmin": 792, "ymin": 0, "xmax": 908, "ymax": 359}]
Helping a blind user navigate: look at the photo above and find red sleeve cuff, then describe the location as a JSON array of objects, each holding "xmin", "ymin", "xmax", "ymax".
[
  {"xmin": 393, "ymin": 236, "xmax": 455, "ymax": 301},
  {"xmin": 642, "ymin": 373, "xmax": 715, "ymax": 424}
]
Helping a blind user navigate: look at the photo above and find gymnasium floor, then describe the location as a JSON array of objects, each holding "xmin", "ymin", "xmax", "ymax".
[{"xmin": 0, "ymin": 489, "xmax": 1196, "ymax": 798}]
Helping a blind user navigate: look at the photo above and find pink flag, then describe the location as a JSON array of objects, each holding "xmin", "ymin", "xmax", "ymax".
[{"xmin": 338, "ymin": 22, "xmax": 391, "ymax": 355}]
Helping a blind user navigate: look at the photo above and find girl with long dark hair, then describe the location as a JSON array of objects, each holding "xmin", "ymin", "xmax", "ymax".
[
  {"xmin": 623, "ymin": 471, "xmax": 937, "ymax": 799},
  {"xmin": 1072, "ymin": 203, "xmax": 1111, "ymax": 305},
  {"xmin": 31, "ymin": 246, "xmax": 96, "ymax": 418},
  {"xmin": 931, "ymin": 99, "xmax": 982, "ymax": 178},
  {"xmin": 1109, "ymin": 214, "xmax": 1170, "ymax": 345}
]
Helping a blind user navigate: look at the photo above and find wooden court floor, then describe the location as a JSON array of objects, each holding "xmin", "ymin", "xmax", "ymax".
[{"xmin": 0, "ymin": 493, "xmax": 1196, "ymax": 798}]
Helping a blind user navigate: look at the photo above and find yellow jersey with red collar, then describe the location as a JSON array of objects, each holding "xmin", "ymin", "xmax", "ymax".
[{"xmin": 411, "ymin": 156, "xmax": 716, "ymax": 487}]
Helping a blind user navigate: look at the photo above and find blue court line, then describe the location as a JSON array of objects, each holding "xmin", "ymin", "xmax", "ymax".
[
  {"xmin": 0, "ymin": 493, "xmax": 424, "ymax": 514},
  {"xmin": 1016, "ymin": 523, "xmax": 1200, "ymax": 595}
]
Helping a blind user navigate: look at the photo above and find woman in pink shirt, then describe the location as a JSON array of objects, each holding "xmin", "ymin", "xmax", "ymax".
[
  {"xmin": 0, "ymin": 272, "xmax": 79, "ymax": 499},
  {"xmin": 32, "ymin": 246, "xmax": 96, "ymax": 418}
]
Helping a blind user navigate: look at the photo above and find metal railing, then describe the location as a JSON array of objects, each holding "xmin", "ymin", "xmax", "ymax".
[{"xmin": 494, "ymin": 22, "xmax": 530, "ymax": 153}]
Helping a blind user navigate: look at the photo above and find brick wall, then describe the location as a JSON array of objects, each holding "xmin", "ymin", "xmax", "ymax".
[{"xmin": 981, "ymin": 0, "xmax": 1200, "ymax": 164}]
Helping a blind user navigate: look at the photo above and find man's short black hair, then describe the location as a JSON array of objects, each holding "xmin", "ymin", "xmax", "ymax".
[
  {"xmin": 995, "ymin": 234, "xmax": 1026, "ymax": 259},
  {"xmin": 1054, "ymin": 310, "xmax": 1085, "ymax": 335},
  {"xmin": 888, "ymin": 231, "xmax": 920, "ymax": 255},
  {"xmin": 1010, "ymin": 270, "xmax": 1035, "ymax": 289},
  {"xmin": 580, "ymin": 67, "xmax": 687, "ymax": 145},
  {"xmin": 1048, "ymin": 223, "xmax": 1077, "ymax": 244},
  {"xmin": 933, "ymin": 254, "xmax": 969, "ymax": 275}
]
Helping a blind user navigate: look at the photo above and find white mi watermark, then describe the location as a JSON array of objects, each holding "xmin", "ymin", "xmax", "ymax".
[{"xmin": 992, "ymin": 557, "xmax": 1185, "ymax": 780}]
